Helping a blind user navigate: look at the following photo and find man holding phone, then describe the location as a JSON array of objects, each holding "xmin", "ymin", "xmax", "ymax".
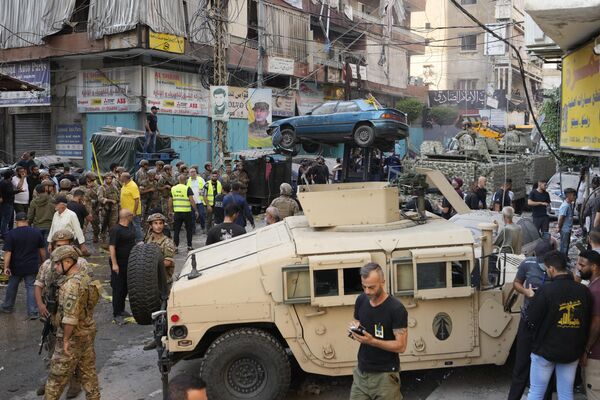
[
  {"xmin": 348, "ymin": 262, "xmax": 408, "ymax": 400},
  {"xmin": 507, "ymin": 239, "xmax": 554, "ymax": 400}
]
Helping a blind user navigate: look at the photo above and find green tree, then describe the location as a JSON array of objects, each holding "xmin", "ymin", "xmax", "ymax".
[
  {"xmin": 429, "ymin": 105, "xmax": 459, "ymax": 126},
  {"xmin": 396, "ymin": 98, "xmax": 424, "ymax": 124},
  {"xmin": 540, "ymin": 88, "xmax": 587, "ymax": 167}
]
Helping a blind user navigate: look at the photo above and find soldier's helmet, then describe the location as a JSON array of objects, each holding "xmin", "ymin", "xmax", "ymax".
[
  {"xmin": 280, "ymin": 182, "xmax": 292, "ymax": 196},
  {"xmin": 155, "ymin": 160, "xmax": 165, "ymax": 167},
  {"xmin": 115, "ymin": 166, "xmax": 125, "ymax": 173},
  {"xmin": 41, "ymin": 179, "xmax": 55, "ymax": 187},
  {"xmin": 148, "ymin": 169, "xmax": 157, "ymax": 176},
  {"xmin": 140, "ymin": 159, "xmax": 149, "ymax": 166},
  {"xmin": 103, "ymin": 172, "xmax": 115, "ymax": 179},
  {"xmin": 51, "ymin": 229, "xmax": 74, "ymax": 242},
  {"xmin": 59, "ymin": 178, "xmax": 72, "ymax": 189},
  {"xmin": 147, "ymin": 213, "xmax": 167, "ymax": 223},
  {"xmin": 50, "ymin": 245, "xmax": 79, "ymax": 263}
]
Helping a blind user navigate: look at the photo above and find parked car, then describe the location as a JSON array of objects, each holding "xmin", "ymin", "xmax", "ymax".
[
  {"xmin": 546, "ymin": 171, "xmax": 581, "ymax": 219},
  {"xmin": 0, "ymin": 155, "xmax": 84, "ymax": 178},
  {"xmin": 268, "ymin": 99, "xmax": 409, "ymax": 153}
]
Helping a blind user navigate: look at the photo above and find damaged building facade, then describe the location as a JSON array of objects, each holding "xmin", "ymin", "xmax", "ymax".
[{"xmin": 0, "ymin": 0, "xmax": 427, "ymax": 168}]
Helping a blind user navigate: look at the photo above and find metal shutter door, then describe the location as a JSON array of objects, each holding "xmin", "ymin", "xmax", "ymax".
[{"xmin": 14, "ymin": 113, "xmax": 52, "ymax": 157}]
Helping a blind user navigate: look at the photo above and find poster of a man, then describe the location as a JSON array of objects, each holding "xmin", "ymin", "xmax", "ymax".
[
  {"xmin": 247, "ymin": 88, "xmax": 272, "ymax": 148},
  {"xmin": 211, "ymin": 86, "xmax": 229, "ymax": 121}
]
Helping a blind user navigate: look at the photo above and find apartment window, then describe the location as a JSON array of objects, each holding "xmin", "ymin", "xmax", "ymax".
[
  {"xmin": 461, "ymin": 34, "xmax": 477, "ymax": 51},
  {"xmin": 457, "ymin": 79, "xmax": 478, "ymax": 89},
  {"xmin": 461, "ymin": 0, "xmax": 476, "ymax": 4}
]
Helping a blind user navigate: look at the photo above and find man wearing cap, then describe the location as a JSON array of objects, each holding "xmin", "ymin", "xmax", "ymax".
[
  {"xmin": 98, "ymin": 173, "xmax": 120, "ymax": 241},
  {"xmin": 144, "ymin": 106, "xmax": 160, "ymax": 153},
  {"xmin": 47, "ymin": 196, "xmax": 87, "ymax": 255},
  {"xmin": 28, "ymin": 183, "xmax": 56, "ymax": 244},
  {"xmin": 0, "ymin": 212, "xmax": 45, "ymax": 318},
  {"xmin": 249, "ymin": 102, "xmax": 270, "ymax": 135},
  {"xmin": 44, "ymin": 246, "xmax": 100, "ymax": 400},
  {"xmin": 136, "ymin": 159, "xmax": 150, "ymax": 185},
  {"xmin": 155, "ymin": 160, "xmax": 165, "ymax": 176},
  {"xmin": 270, "ymin": 183, "xmax": 299, "ymax": 219},
  {"xmin": 507, "ymin": 239, "xmax": 555, "ymax": 400},
  {"xmin": 58, "ymin": 178, "xmax": 73, "ymax": 200},
  {"xmin": 140, "ymin": 169, "xmax": 160, "ymax": 223},
  {"xmin": 34, "ymin": 229, "xmax": 89, "ymax": 398}
]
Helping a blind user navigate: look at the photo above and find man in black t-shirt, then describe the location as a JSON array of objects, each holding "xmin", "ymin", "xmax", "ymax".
[
  {"xmin": 349, "ymin": 263, "xmax": 408, "ymax": 399},
  {"xmin": 528, "ymin": 180, "xmax": 551, "ymax": 235},
  {"xmin": 108, "ymin": 209, "xmax": 136, "ymax": 323},
  {"xmin": 206, "ymin": 204, "xmax": 246, "ymax": 246},
  {"xmin": 492, "ymin": 179, "xmax": 514, "ymax": 211},
  {"xmin": 67, "ymin": 190, "xmax": 89, "ymax": 229},
  {"xmin": 212, "ymin": 183, "xmax": 230, "ymax": 225},
  {"xmin": 144, "ymin": 106, "xmax": 160, "ymax": 153},
  {"xmin": 308, "ymin": 157, "xmax": 330, "ymax": 184}
]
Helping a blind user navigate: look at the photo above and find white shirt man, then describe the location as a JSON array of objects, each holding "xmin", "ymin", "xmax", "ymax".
[{"xmin": 47, "ymin": 197, "xmax": 85, "ymax": 246}]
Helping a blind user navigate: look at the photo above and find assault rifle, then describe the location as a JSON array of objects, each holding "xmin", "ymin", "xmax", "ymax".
[{"xmin": 39, "ymin": 281, "xmax": 58, "ymax": 355}]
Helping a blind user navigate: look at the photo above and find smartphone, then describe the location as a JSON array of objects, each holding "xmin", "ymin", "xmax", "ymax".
[{"xmin": 348, "ymin": 325, "xmax": 366, "ymax": 337}]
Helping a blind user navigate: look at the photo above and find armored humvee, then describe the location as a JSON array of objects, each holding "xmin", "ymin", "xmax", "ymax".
[{"xmin": 127, "ymin": 169, "xmax": 521, "ymax": 400}]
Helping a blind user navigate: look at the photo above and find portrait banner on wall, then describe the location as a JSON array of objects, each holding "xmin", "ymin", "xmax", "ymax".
[
  {"xmin": 296, "ymin": 82, "xmax": 324, "ymax": 115},
  {"xmin": 272, "ymin": 89, "xmax": 295, "ymax": 117},
  {"xmin": 247, "ymin": 88, "xmax": 273, "ymax": 148},
  {"xmin": 210, "ymin": 86, "xmax": 229, "ymax": 121},
  {"xmin": 145, "ymin": 67, "xmax": 209, "ymax": 116}
]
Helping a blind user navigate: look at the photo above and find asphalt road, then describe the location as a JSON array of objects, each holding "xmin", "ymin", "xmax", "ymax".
[{"xmin": 0, "ymin": 215, "xmax": 585, "ymax": 400}]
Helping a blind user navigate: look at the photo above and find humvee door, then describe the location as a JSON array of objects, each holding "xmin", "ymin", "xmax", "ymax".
[
  {"xmin": 391, "ymin": 247, "xmax": 479, "ymax": 358},
  {"xmin": 283, "ymin": 252, "xmax": 387, "ymax": 365}
]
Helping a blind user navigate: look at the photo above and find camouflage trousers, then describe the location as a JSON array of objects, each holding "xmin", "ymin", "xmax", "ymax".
[
  {"xmin": 44, "ymin": 331, "xmax": 81, "ymax": 390},
  {"xmin": 45, "ymin": 335, "xmax": 99, "ymax": 400},
  {"xmin": 100, "ymin": 206, "xmax": 118, "ymax": 238}
]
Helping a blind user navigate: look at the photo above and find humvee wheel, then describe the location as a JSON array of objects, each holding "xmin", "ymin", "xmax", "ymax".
[
  {"xmin": 201, "ymin": 328, "xmax": 290, "ymax": 400},
  {"xmin": 127, "ymin": 243, "xmax": 168, "ymax": 325}
]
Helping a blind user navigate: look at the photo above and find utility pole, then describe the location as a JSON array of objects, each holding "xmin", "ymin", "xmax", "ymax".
[
  {"xmin": 256, "ymin": 0, "xmax": 265, "ymax": 87},
  {"xmin": 212, "ymin": 0, "xmax": 228, "ymax": 170}
]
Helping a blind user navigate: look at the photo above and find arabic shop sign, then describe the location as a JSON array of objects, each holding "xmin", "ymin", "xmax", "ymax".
[
  {"xmin": 560, "ymin": 40, "xmax": 600, "ymax": 153},
  {"xmin": 77, "ymin": 67, "xmax": 142, "ymax": 112},
  {"xmin": 428, "ymin": 90, "xmax": 487, "ymax": 109},
  {"xmin": 145, "ymin": 67, "xmax": 209, "ymax": 116},
  {"xmin": 0, "ymin": 61, "xmax": 51, "ymax": 107}
]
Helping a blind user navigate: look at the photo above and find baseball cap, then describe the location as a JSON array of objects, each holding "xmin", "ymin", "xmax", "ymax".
[{"xmin": 15, "ymin": 212, "xmax": 27, "ymax": 221}]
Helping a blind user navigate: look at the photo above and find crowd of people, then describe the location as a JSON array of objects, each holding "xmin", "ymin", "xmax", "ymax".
[{"xmin": 0, "ymin": 152, "xmax": 306, "ymax": 399}]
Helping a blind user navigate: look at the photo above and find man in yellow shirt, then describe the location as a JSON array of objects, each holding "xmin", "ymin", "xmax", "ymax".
[{"xmin": 119, "ymin": 172, "xmax": 142, "ymax": 242}]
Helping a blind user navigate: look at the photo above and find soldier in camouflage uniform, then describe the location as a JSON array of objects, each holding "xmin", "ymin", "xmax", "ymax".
[
  {"xmin": 34, "ymin": 230, "xmax": 90, "ymax": 398},
  {"xmin": 269, "ymin": 183, "xmax": 299, "ymax": 219},
  {"xmin": 135, "ymin": 159, "xmax": 149, "ymax": 185},
  {"xmin": 98, "ymin": 173, "xmax": 119, "ymax": 241},
  {"xmin": 231, "ymin": 162, "xmax": 250, "ymax": 197},
  {"xmin": 85, "ymin": 173, "xmax": 101, "ymax": 242},
  {"xmin": 139, "ymin": 169, "xmax": 160, "ymax": 224},
  {"xmin": 114, "ymin": 166, "xmax": 125, "ymax": 191},
  {"xmin": 145, "ymin": 213, "xmax": 176, "ymax": 284},
  {"xmin": 155, "ymin": 160, "xmax": 165, "ymax": 176},
  {"xmin": 58, "ymin": 179, "xmax": 73, "ymax": 202},
  {"xmin": 158, "ymin": 165, "xmax": 177, "ymax": 221},
  {"xmin": 44, "ymin": 246, "xmax": 100, "ymax": 400}
]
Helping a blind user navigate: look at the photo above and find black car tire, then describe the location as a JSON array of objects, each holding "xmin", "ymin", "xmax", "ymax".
[
  {"xmin": 301, "ymin": 141, "xmax": 321, "ymax": 153},
  {"xmin": 201, "ymin": 328, "xmax": 291, "ymax": 400},
  {"xmin": 279, "ymin": 128, "xmax": 296, "ymax": 149},
  {"xmin": 127, "ymin": 243, "xmax": 168, "ymax": 325},
  {"xmin": 353, "ymin": 125, "xmax": 375, "ymax": 147}
]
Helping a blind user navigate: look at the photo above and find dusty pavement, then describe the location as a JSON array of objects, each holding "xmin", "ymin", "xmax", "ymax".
[{"xmin": 0, "ymin": 215, "xmax": 585, "ymax": 400}]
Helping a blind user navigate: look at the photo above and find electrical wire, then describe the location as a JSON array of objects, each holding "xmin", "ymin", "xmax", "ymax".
[{"xmin": 448, "ymin": 0, "xmax": 565, "ymax": 165}]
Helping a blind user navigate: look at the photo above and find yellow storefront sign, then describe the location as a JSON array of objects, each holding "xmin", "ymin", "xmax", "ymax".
[
  {"xmin": 560, "ymin": 40, "xmax": 600, "ymax": 152},
  {"xmin": 149, "ymin": 31, "xmax": 184, "ymax": 54}
]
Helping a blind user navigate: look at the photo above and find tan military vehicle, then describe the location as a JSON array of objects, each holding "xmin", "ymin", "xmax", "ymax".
[{"xmin": 127, "ymin": 169, "xmax": 521, "ymax": 400}]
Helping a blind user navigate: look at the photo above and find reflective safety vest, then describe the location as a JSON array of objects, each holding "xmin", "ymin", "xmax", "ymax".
[
  {"xmin": 187, "ymin": 176, "xmax": 206, "ymax": 205},
  {"xmin": 171, "ymin": 184, "xmax": 192, "ymax": 212},
  {"xmin": 204, "ymin": 180, "xmax": 223, "ymax": 206}
]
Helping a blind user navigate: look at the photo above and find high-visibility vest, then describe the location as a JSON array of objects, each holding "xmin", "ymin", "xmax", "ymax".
[
  {"xmin": 171, "ymin": 184, "xmax": 192, "ymax": 212},
  {"xmin": 187, "ymin": 176, "xmax": 206, "ymax": 205},
  {"xmin": 204, "ymin": 180, "xmax": 223, "ymax": 206}
]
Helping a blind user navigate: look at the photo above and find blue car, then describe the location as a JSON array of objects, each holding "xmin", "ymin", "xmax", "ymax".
[{"xmin": 267, "ymin": 99, "xmax": 409, "ymax": 152}]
